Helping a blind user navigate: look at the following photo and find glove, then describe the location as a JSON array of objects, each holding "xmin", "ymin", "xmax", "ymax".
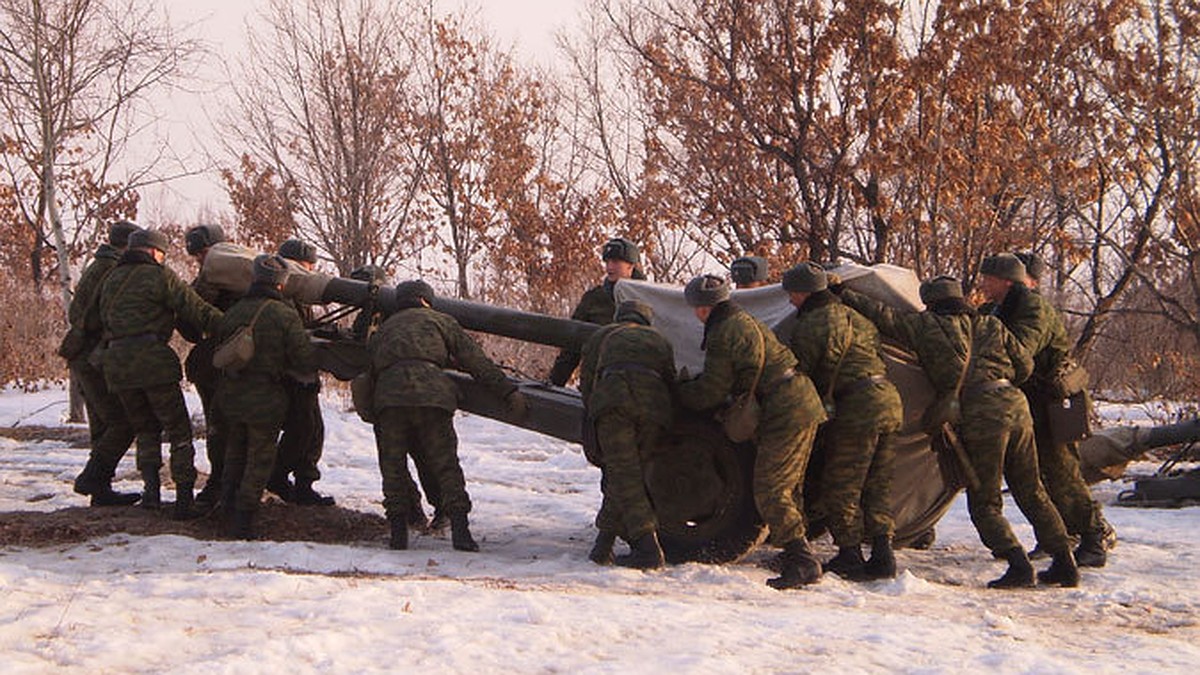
[{"xmin": 506, "ymin": 389, "xmax": 530, "ymax": 422}]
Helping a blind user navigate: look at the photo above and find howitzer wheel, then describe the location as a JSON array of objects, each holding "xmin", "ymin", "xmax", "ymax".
[{"xmin": 646, "ymin": 413, "xmax": 766, "ymax": 564}]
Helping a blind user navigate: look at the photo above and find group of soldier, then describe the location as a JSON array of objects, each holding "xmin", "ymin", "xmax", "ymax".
[
  {"xmin": 564, "ymin": 238, "xmax": 1113, "ymax": 591},
  {"xmin": 61, "ymin": 221, "xmax": 1114, "ymax": 591}
]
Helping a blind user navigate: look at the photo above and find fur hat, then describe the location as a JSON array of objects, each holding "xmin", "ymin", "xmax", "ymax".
[
  {"xmin": 919, "ymin": 275, "xmax": 965, "ymax": 305},
  {"xmin": 614, "ymin": 299, "xmax": 654, "ymax": 325},
  {"xmin": 279, "ymin": 238, "xmax": 318, "ymax": 264},
  {"xmin": 730, "ymin": 256, "xmax": 768, "ymax": 285},
  {"xmin": 1014, "ymin": 251, "xmax": 1046, "ymax": 281},
  {"xmin": 395, "ymin": 280, "xmax": 436, "ymax": 306},
  {"xmin": 185, "ymin": 224, "xmax": 225, "ymax": 256},
  {"xmin": 252, "ymin": 254, "xmax": 291, "ymax": 286},
  {"xmin": 980, "ymin": 253, "xmax": 1026, "ymax": 283},
  {"xmin": 684, "ymin": 274, "xmax": 732, "ymax": 307},
  {"xmin": 781, "ymin": 262, "xmax": 828, "ymax": 293},
  {"xmin": 350, "ymin": 264, "xmax": 387, "ymax": 285},
  {"xmin": 109, "ymin": 221, "xmax": 139, "ymax": 249},
  {"xmin": 128, "ymin": 228, "xmax": 169, "ymax": 254},
  {"xmin": 601, "ymin": 237, "xmax": 640, "ymax": 266}
]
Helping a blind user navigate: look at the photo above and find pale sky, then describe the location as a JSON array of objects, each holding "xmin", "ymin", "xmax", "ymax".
[{"xmin": 144, "ymin": 0, "xmax": 588, "ymax": 222}]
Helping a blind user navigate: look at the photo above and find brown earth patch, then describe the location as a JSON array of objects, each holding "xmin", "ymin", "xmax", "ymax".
[
  {"xmin": 0, "ymin": 502, "xmax": 389, "ymax": 548},
  {"xmin": 0, "ymin": 424, "xmax": 91, "ymax": 447}
]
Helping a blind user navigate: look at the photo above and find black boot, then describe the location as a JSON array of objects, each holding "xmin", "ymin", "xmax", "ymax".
[
  {"xmin": 429, "ymin": 510, "xmax": 450, "ymax": 531},
  {"xmin": 1074, "ymin": 531, "xmax": 1107, "ymax": 568},
  {"xmin": 588, "ymin": 530, "xmax": 617, "ymax": 566},
  {"xmin": 1038, "ymin": 550, "xmax": 1080, "ymax": 587},
  {"xmin": 825, "ymin": 545, "xmax": 867, "ymax": 580},
  {"xmin": 173, "ymin": 482, "xmax": 200, "ymax": 521},
  {"xmin": 863, "ymin": 535, "xmax": 897, "ymax": 580},
  {"xmin": 194, "ymin": 478, "xmax": 221, "ymax": 509},
  {"xmin": 266, "ymin": 471, "xmax": 295, "ymax": 503},
  {"xmin": 615, "ymin": 531, "xmax": 665, "ymax": 569},
  {"xmin": 293, "ymin": 480, "xmax": 335, "ymax": 506},
  {"xmin": 987, "ymin": 547, "xmax": 1035, "ymax": 589},
  {"xmin": 389, "ymin": 518, "xmax": 409, "ymax": 550},
  {"xmin": 219, "ymin": 480, "xmax": 239, "ymax": 524},
  {"xmin": 767, "ymin": 539, "xmax": 823, "ymax": 590},
  {"xmin": 450, "ymin": 514, "xmax": 480, "ymax": 552},
  {"xmin": 76, "ymin": 459, "xmax": 140, "ymax": 506},
  {"xmin": 229, "ymin": 509, "xmax": 255, "ymax": 540},
  {"xmin": 140, "ymin": 469, "xmax": 161, "ymax": 511},
  {"xmin": 72, "ymin": 459, "xmax": 102, "ymax": 497}
]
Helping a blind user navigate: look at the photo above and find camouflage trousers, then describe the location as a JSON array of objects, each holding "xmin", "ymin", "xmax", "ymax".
[
  {"xmin": 958, "ymin": 389, "xmax": 1070, "ymax": 556},
  {"xmin": 593, "ymin": 412, "xmax": 661, "ymax": 541},
  {"xmin": 195, "ymin": 377, "xmax": 227, "ymax": 488},
  {"xmin": 115, "ymin": 383, "xmax": 197, "ymax": 485},
  {"xmin": 819, "ymin": 423, "xmax": 897, "ymax": 546},
  {"xmin": 1028, "ymin": 389, "xmax": 1106, "ymax": 538},
  {"xmin": 374, "ymin": 407, "xmax": 470, "ymax": 523},
  {"xmin": 276, "ymin": 379, "xmax": 325, "ymax": 483},
  {"xmin": 71, "ymin": 358, "xmax": 157, "ymax": 479},
  {"xmin": 222, "ymin": 410, "xmax": 284, "ymax": 512},
  {"xmin": 754, "ymin": 409, "xmax": 820, "ymax": 547}
]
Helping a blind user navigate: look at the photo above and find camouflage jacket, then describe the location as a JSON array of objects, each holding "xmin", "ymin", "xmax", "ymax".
[
  {"xmin": 579, "ymin": 321, "xmax": 676, "ymax": 425},
  {"xmin": 214, "ymin": 285, "xmax": 316, "ymax": 417},
  {"xmin": 368, "ymin": 305, "xmax": 515, "ymax": 413},
  {"xmin": 96, "ymin": 250, "xmax": 223, "ymax": 391},
  {"xmin": 774, "ymin": 290, "xmax": 902, "ymax": 431},
  {"xmin": 181, "ymin": 271, "xmax": 243, "ymax": 388},
  {"xmin": 679, "ymin": 301, "xmax": 826, "ymax": 427},
  {"xmin": 842, "ymin": 290, "xmax": 1032, "ymax": 397},
  {"xmin": 549, "ymin": 281, "xmax": 616, "ymax": 385},
  {"xmin": 982, "ymin": 284, "xmax": 1071, "ymax": 391},
  {"xmin": 67, "ymin": 244, "xmax": 121, "ymax": 356}
]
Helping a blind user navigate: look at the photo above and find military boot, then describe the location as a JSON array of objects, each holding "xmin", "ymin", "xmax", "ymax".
[
  {"xmin": 1038, "ymin": 550, "xmax": 1080, "ymax": 587},
  {"xmin": 863, "ymin": 535, "xmax": 897, "ymax": 580},
  {"xmin": 450, "ymin": 514, "xmax": 480, "ymax": 552},
  {"xmin": 265, "ymin": 470, "xmax": 294, "ymax": 503},
  {"xmin": 194, "ymin": 478, "xmax": 221, "ymax": 509},
  {"xmin": 140, "ymin": 469, "xmax": 161, "ymax": 511},
  {"xmin": 230, "ymin": 509, "xmax": 255, "ymax": 540},
  {"xmin": 588, "ymin": 530, "xmax": 617, "ymax": 566},
  {"xmin": 766, "ymin": 539, "xmax": 823, "ymax": 590},
  {"xmin": 389, "ymin": 518, "xmax": 408, "ymax": 550},
  {"xmin": 429, "ymin": 510, "xmax": 450, "ymax": 531},
  {"xmin": 1075, "ymin": 530, "xmax": 1108, "ymax": 568},
  {"xmin": 75, "ymin": 459, "xmax": 140, "ymax": 506},
  {"xmin": 825, "ymin": 545, "xmax": 867, "ymax": 580},
  {"xmin": 987, "ymin": 547, "xmax": 1035, "ymax": 589},
  {"xmin": 293, "ymin": 480, "xmax": 335, "ymax": 506},
  {"xmin": 173, "ymin": 482, "xmax": 201, "ymax": 521},
  {"xmin": 72, "ymin": 459, "xmax": 103, "ymax": 497},
  {"xmin": 615, "ymin": 531, "xmax": 665, "ymax": 570}
]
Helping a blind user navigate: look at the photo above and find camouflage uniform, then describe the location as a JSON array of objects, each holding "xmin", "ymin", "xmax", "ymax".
[
  {"xmin": 984, "ymin": 284, "xmax": 1107, "ymax": 546},
  {"xmin": 579, "ymin": 316, "xmax": 676, "ymax": 542},
  {"xmin": 774, "ymin": 291, "xmax": 903, "ymax": 547},
  {"xmin": 67, "ymin": 244, "xmax": 156, "ymax": 498},
  {"xmin": 548, "ymin": 282, "xmax": 616, "ymax": 386},
  {"xmin": 215, "ymin": 288, "xmax": 316, "ymax": 514},
  {"xmin": 842, "ymin": 289, "xmax": 1071, "ymax": 558},
  {"xmin": 97, "ymin": 249, "xmax": 223, "ymax": 490},
  {"xmin": 678, "ymin": 302, "xmax": 827, "ymax": 547},
  {"xmin": 367, "ymin": 305, "xmax": 515, "ymax": 526}
]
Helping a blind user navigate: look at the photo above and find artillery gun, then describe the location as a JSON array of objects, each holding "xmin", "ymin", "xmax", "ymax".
[{"xmin": 204, "ymin": 246, "xmax": 1199, "ymax": 560}]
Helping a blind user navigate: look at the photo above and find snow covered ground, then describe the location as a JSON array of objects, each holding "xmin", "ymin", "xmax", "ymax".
[{"xmin": 1, "ymin": 386, "xmax": 1197, "ymax": 673}]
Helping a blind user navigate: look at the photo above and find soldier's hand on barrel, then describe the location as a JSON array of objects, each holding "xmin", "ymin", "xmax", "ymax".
[{"xmin": 506, "ymin": 389, "xmax": 530, "ymax": 422}]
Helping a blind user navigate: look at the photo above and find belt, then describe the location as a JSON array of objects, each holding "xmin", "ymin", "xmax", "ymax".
[
  {"xmin": 601, "ymin": 362, "xmax": 662, "ymax": 380},
  {"xmin": 759, "ymin": 368, "xmax": 796, "ymax": 398},
  {"xmin": 386, "ymin": 357, "xmax": 442, "ymax": 369},
  {"xmin": 107, "ymin": 333, "xmax": 162, "ymax": 348},
  {"xmin": 963, "ymin": 378, "xmax": 1013, "ymax": 398},
  {"xmin": 835, "ymin": 374, "xmax": 888, "ymax": 398}
]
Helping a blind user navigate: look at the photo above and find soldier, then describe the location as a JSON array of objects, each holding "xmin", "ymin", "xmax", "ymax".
[
  {"xmin": 367, "ymin": 280, "xmax": 529, "ymax": 552},
  {"xmin": 179, "ymin": 224, "xmax": 240, "ymax": 508},
  {"xmin": 579, "ymin": 300, "xmax": 676, "ymax": 569},
  {"xmin": 730, "ymin": 256, "xmax": 770, "ymax": 289},
  {"xmin": 269, "ymin": 238, "xmax": 335, "ymax": 506},
  {"xmin": 215, "ymin": 254, "xmax": 317, "ymax": 538},
  {"xmin": 96, "ymin": 228, "xmax": 223, "ymax": 519},
  {"xmin": 350, "ymin": 263, "xmax": 442, "ymax": 532},
  {"xmin": 677, "ymin": 274, "xmax": 828, "ymax": 589},
  {"xmin": 841, "ymin": 275, "xmax": 1079, "ymax": 588},
  {"xmin": 774, "ymin": 262, "xmax": 904, "ymax": 580},
  {"xmin": 548, "ymin": 237, "xmax": 645, "ymax": 386},
  {"xmin": 978, "ymin": 252, "xmax": 1113, "ymax": 567},
  {"xmin": 65, "ymin": 220, "xmax": 146, "ymax": 507}
]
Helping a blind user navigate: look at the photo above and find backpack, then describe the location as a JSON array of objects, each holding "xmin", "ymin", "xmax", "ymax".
[{"xmin": 212, "ymin": 301, "xmax": 271, "ymax": 371}]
